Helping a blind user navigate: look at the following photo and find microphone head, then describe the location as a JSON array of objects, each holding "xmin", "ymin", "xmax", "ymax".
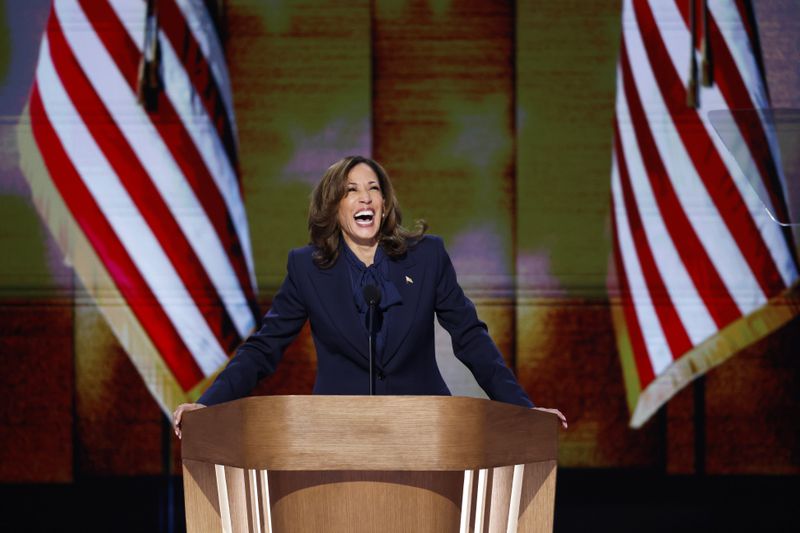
[{"xmin": 362, "ymin": 284, "xmax": 382, "ymax": 306}]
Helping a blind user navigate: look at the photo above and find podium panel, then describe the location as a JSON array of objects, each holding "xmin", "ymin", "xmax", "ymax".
[
  {"xmin": 268, "ymin": 471, "xmax": 463, "ymax": 532},
  {"xmin": 181, "ymin": 396, "xmax": 559, "ymax": 532}
]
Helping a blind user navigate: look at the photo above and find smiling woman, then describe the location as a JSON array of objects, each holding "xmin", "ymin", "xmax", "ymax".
[
  {"xmin": 338, "ymin": 164, "xmax": 384, "ymax": 257},
  {"xmin": 307, "ymin": 156, "xmax": 427, "ymax": 268},
  {"xmin": 173, "ymin": 155, "xmax": 566, "ymax": 437}
]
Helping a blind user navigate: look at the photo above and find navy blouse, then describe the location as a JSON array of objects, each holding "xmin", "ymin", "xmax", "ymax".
[{"xmin": 340, "ymin": 243, "xmax": 402, "ymax": 362}]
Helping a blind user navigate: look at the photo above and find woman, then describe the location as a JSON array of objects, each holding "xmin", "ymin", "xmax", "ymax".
[{"xmin": 173, "ymin": 156, "xmax": 566, "ymax": 436}]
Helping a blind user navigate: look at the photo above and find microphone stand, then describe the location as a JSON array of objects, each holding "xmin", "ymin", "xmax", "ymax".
[
  {"xmin": 362, "ymin": 284, "xmax": 381, "ymax": 396},
  {"xmin": 367, "ymin": 300, "xmax": 374, "ymax": 396}
]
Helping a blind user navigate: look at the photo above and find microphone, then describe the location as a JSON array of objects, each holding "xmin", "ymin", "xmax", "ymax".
[
  {"xmin": 362, "ymin": 284, "xmax": 381, "ymax": 395},
  {"xmin": 363, "ymin": 284, "xmax": 381, "ymax": 307}
]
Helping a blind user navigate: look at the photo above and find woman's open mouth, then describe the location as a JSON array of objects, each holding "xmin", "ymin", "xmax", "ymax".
[{"xmin": 354, "ymin": 209, "xmax": 375, "ymax": 226}]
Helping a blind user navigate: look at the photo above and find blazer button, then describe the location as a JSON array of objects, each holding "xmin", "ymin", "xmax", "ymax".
[{"xmin": 377, "ymin": 371, "xmax": 385, "ymax": 380}]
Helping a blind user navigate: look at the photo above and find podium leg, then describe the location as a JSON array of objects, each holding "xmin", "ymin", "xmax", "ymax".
[
  {"xmin": 516, "ymin": 460, "xmax": 557, "ymax": 533},
  {"xmin": 183, "ymin": 459, "xmax": 222, "ymax": 533},
  {"xmin": 486, "ymin": 465, "xmax": 515, "ymax": 532}
]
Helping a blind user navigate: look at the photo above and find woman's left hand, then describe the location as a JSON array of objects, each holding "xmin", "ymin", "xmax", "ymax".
[{"xmin": 532, "ymin": 407, "xmax": 568, "ymax": 429}]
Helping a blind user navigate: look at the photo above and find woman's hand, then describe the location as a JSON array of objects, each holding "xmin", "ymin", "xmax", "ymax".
[
  {"xmin": 172, "ymin": 403, "xmax": 206, "ymax": 439},
  {"xmin": 532, "ymin": 407, "xmax": 568, "ymax": 429}
]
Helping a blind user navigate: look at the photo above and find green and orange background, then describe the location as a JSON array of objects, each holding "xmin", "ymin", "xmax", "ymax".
[{"xmin": 1, "ymin": 0, "xmax": 798, "ymax": 493}]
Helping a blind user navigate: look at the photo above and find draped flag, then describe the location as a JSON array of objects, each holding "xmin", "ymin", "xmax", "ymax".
[
  {"xmin": 609, "ymin": 0, "xmax": 800, "ymax": 427},
  {"xmin": 16, "ymin": 0, "xmax": 259, "ymax": 415}
]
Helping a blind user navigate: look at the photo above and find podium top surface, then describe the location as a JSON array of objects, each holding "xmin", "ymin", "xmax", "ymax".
[{"xmin": 181, "ymin": 395, "xmax": 558, "ymax": 471}]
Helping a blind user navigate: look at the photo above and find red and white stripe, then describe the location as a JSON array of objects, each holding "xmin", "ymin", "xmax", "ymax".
[
  {"xmin": 29, "ymin": 0, "xmax": 258, "ymax": 393},
  {"xmin": 611, "ymin": 0, "xmax": 798, "ymax": 423}
]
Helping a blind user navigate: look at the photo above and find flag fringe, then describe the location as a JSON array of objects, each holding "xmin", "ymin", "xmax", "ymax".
[
  {"xmin": 16, "ymin": 104, "xmax": 203, "ymax": 415},
  {"xmin": 628, "ymin": 281, "xmax": 800, "ymax": 428},
  {"xmin": 608, "ymin": 296, "xmax": 644, "ymax": 414}
]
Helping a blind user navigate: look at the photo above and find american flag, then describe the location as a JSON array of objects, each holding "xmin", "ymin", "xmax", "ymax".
[
  {"xmin": 17, "ymin": 0, "xmax": 259, "ymax": 414},
  {"xmin": 609, "ymin": 0, "xmax": 799, "ymax": 428}
]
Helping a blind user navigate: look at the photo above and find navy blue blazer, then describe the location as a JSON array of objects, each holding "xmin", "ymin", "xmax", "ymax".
[{"xmin": 198, "ymin": 235, "xmax": 533, "ymax": 408}]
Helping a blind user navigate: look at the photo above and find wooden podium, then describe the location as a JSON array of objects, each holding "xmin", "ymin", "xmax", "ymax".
[{"xmin": 180, "ymin": 396, "xmax": 559, "ymax": 532}]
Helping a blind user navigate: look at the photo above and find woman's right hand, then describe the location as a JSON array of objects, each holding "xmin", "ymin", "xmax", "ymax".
[{"xmin": 172, "ymin": 403, "xmax": 206, "ymax": 439}]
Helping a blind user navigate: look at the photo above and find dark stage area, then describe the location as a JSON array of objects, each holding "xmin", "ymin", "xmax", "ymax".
[{"xmin": 1, "ymin": 469, "xmax": 796, "ymax": 532}]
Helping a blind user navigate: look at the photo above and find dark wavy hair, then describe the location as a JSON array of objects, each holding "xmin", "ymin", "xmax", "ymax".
[{"xmin": 308, "ymin": 156, "xmax": 427, "ymax": 269}]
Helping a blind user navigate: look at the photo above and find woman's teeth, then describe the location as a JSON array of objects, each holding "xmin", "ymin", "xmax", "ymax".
[{"xmin": 354, "ymin": 210, "xmax": 374, "ymax": 224}]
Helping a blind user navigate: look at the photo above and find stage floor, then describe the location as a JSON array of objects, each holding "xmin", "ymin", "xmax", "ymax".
[{"xmin": 1, "ymin": 469, "xmax": 796, "ymax": 532}]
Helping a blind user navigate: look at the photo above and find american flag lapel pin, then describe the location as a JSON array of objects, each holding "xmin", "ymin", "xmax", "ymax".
[{"xmin": 405, "ymin": 275, "xmax": 413, "ymax": 285}]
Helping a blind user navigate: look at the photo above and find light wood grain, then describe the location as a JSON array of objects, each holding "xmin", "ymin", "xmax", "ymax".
[
  {"xmin": 223, "ymin": 466, "xmax": 250, "ymax": 533},
  {"xmin": 267, "ymin": 470, "xmax": 463, "ymax": 533},
  {"xmin": 258, "ymin": 470, "xmax": 273, "ymax": 533},
  {"xmin": 506, "ymin": 464, "xmax": 526, "ymax": 532},
  {"xmin": 517, "ymin": 460, "xmax": 557, "ymax": 533},
  {"xmin": 486, "ymin": 465, "xmax": 514, "ymax": 532},
  {"xmin": 246, "ymin": 469, "xmax": 263, "ymax": 533},
  {"xmin": 183, "ymin": 459, "xmax": 222, "ymax": 532},
  {"xmin": 181, "ymin": 396, "xmax": 559, "ymax": 471},
  {"xmin": 460, "ymin": 469, "xmax": 475, "ymax": 532},
  {"xmin": 474, "ymin": 468, "xmax": 489, "ymax": 532},
  {"xmin": 181, "ymin": 396, "xmax": 559, "ymax": 532}
]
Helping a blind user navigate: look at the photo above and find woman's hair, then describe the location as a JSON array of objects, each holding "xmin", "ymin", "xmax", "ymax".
[{"xmin": 308, "ymin": 155, "xmax": 427, "ymax": 268}]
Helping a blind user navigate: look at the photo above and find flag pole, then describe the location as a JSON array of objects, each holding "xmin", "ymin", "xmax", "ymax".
[
  {"xmin": 693, "ymin": 376, "xmax": 706, "ymax": 475},
  {"xmin": 161, "ymin": 413, "xmax": 175, "ymax": 533}
]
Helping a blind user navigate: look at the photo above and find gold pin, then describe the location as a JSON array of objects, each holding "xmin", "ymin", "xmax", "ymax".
[{"xmin": 405, "ymin": 275, "xmax": 413, "ymax": 285}]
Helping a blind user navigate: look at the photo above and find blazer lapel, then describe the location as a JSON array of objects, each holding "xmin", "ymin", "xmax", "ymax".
[
  {"xmin": 382, "ymin": 253, "xmax": 424, "ymax": 366},
  {"xmin": 307, "ymin": 257, "xmax": 369, "ymax": 362}
]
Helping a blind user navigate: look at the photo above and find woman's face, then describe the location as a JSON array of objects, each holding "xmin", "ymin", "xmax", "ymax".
[{"xmin": 337, "ymin": 163, "xmax": 385, "ymax": 248}]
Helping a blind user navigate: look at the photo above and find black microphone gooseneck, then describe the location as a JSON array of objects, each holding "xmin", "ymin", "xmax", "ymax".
[{"xmin": 362, "ymin": 284, "xmax": 381, "ymax": 395}]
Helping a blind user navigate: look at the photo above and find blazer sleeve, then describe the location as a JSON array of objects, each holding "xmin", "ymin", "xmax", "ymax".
[
  {"xmin": 432, "ymin": 237, "xmax": 534, "ymax": 407},
  {"xmin": 198, "ymin": 249, "xmax": 309, "ymax": 406}
]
